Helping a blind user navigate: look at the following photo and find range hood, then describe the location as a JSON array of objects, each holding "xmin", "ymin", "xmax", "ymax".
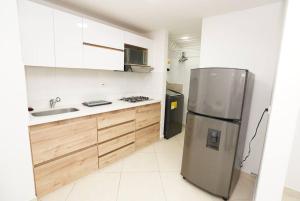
[
  {"xmin": 124, "ymin": 44, "xmax": 152, "ymax": 73},
  {"xmin": 124, "ymin": 64, "xmax": 154, "ymax": 73}
]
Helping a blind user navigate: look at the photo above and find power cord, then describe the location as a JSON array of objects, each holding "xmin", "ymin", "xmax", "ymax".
[{"xmin": 240, "ymin": 108, "xmax": 269, "ymax": 168}]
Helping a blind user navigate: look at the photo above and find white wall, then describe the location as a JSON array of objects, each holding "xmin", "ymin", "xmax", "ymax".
[
  {"xmin": 149, "ymin": 30, "xmax": 168, "ymax": 136},
  {"xmin": 0, "ymin": 1, "xmax": 36, "ymax": 201},
  {"xmin": 168, "ymin": 45, "xmax": 200, "ymax": 123},
  {"xmin": 199, "ymin": 2, "xmax": 284, "ymax": 174},
  {"xmin": 284, "ymin": 0, "xmax": 300, "ymax": 187},
  {"xmin": 255, "ymin": 0, "xmax": 300, "ymax": 199},
  {"xmin": 25, "ymin": 67, "xmax": 163, "ymax": 109},
  {"xmin": 285, "ymin": 116, "xmax": 300, "ymax": 191}
]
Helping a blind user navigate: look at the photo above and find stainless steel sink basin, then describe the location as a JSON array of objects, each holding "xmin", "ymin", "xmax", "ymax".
[{"xmin": 31, "ymin": 108, "xmax": 79, "ymax": 117}]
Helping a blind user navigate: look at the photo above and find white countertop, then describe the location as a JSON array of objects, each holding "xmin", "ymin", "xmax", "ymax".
[{"xmin": 28, "ymin": 99, "xmax": 161, "ymax": 126}]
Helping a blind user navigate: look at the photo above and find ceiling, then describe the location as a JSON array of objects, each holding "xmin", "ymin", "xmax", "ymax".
[{"xmin": 46, "ymin": 0, "xmax": 280, "ymax": 46}]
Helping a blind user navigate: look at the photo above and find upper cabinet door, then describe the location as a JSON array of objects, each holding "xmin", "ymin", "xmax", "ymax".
[
  {"xmin": 18, "ymin": 0, "xmax": 55, "ymax": 67},
  {"xmin": 82, "ymin": 46, "xmax": 124, "ymax": 70},
  {"xmin": 82, "ymin": 18, "xmax": 124, "ymax": 70},
  {"xmin": 54, "ymin": 10, "xmax": 83, "ymax": 68},
  {"xmin": 124, "ymin": 31, "xmax": 151, "ymax": 49},
  {"xmin": 83, "ymin": 19, "xmax": 124, "ymax": 49},
  {"xmin": 124, "ymin": 31, "xmax": 153, "ymax": 67}
]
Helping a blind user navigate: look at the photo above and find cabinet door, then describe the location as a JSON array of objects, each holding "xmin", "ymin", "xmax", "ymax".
[
  {"xmin": 83, "ymin": 45, "xmax": 124, "ymax": 70},
  {"xmin": 124, "ymin": 31, "xmax": 152, "ymax": 49},
  {"xmin": 135, "ymin": 123, "xmax": 160, "ymax": 149},
  {"xmin": 98, "ymin": 132, "xmax": 135, "ymax": 156},
  {"xmin": 97, "ymin": 108, "xmax": 135, "ymax": 129},
  {"xmin": 54, "ymin": 10, "xmax": 83, "ymax": 68},
  {"xmin": 34, "ymin": 146, "xmax": 98, "ymax": 197},
  {"xmin": 98, "ymin": 121, "xmax": 135, "ymax": 143},
  {"xmin": 82, "ymin": 18, "xmax": 124, "ymax": 70},
  {"xmin": 18, "ymin": 0, "xmax": 55, "ymax": 67},
  {"xmin": 83, "ymin": 18, "xmax": 124, "ymax": 49},
  {"xmin": 99, "ymin": 143, "xmax": 135, "ymax": 168},
  {"xmin": 30, "ymin": 117, "xmax": 97, "ymax": 165},
  {"xmin": 136, "ymin": 103, "xmax": 161, "ymax": 130}
]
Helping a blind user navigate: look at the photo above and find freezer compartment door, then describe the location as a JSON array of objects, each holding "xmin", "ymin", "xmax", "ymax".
[
  {"xmin": 188, "ymin": 68, "xmax": 247, "ymax": 120},
  {"xmin": 181, "ymin": 112, "xmax": 240, "ymax": 198}
]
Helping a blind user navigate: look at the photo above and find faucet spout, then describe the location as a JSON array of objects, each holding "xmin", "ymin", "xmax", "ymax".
[{"xmin": 49, "ymin": 97, "xmax": 61, "ymax": 108}]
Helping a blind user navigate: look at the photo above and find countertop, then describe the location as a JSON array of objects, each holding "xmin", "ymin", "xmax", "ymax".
[{"xmin": 28, "ymin": 99, "xmax": 161, "ymax": 126}]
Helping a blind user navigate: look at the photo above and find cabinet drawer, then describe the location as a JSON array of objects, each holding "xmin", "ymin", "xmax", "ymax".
[
  {"xmin": 97, "ymin": 108, "xmax": 135, "ymax": 129},
  {"xmin": 98, "ymin": 121, "xmax": 135, "ymax": 143},
  {"xmin": 98, "ymin": 132, "xmax": 135, "ymax": 156},
  {"xmin": 30, "ymin": 117, "xmax": 97, "ymax": 165},
  {"xmin": 135, "ymin": 123, "xmax": 160, "ymax": 149},
  {"xmin": 34, "ymin": 146, "xmax": 98, "ymax": 197},
  {"xmin": 136, "ymin": 103, "xmax": 161, "ymax": 130},
  {"xmin": 99, "ymin": 143, "xmax": 135, "ymax": 168}
]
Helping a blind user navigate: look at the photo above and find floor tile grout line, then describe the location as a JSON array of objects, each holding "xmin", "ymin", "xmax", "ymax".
[
  {"xmin": 64, "ymin": 182, "xmax": 75, "ymax": 201},
  {"xmin": 155, "ymin": 133, "xmax": 186, "ymax": 201},
  {"xmin": 115, "ymin": 158, "xmax": 126, "ymax": 201},
  {"xmin": 115, "ymin": 172, "xmax": 122, "ymax": 201},
  {"xmin": 154, "ymin": 142, "xmax": 168, "ymax": 201}
]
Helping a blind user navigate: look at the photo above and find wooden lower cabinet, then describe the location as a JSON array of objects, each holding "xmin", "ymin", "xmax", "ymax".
[
  {"xmin": 99, "ymin": 143, "xmax": 135, "ymax": 168},
  {"xmin": 135, "ymin": 123, "xmax": 160, "ymax": 149},
  {"xmin": 98, "ymin": 120, "xmax": 135, "ymax": 143},
  {"xmin": 98, "ymin": 132, "xmax": 135, "ymax": 156},
  {"xmin": 136, "ymin": 103, "xmax": 161, "ymax": 130},
  {"xmin": 34, "ymin": 146, "xmax": 98, "ymax": 197},
  {"xmin": 97, "ymin": 108, "xmax": 136, "ymax": 129},
  {"xmin": 30, "ymin": 102, "xmax": 161, "ymax": 197},
  {"xmin": 29, "ymin": 116, "xmax": 97, "ymax": 165}
]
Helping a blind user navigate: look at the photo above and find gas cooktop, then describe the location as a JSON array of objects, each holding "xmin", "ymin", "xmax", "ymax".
[{"xmin": 120, "ymin": 96, "xmax": 150, "ymax": 103}]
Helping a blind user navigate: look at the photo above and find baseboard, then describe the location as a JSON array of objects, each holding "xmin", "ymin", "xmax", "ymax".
[
  {"xmin": 240, "ymin": 170, "xmax": 257, "ymax": 181},
  {"xmin": 284, "ymin": 187, "xmax": 300, "ymax": 199}
]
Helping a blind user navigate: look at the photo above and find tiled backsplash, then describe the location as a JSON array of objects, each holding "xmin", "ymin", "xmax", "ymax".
[{"xmin": 25, "ymin": 66, "xmax": 162, "ymax": 109}]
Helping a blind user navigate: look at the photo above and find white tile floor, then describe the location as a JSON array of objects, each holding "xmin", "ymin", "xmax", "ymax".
[
  {"xmin": 283, "ymin": 188, "xmax": 300, "ymax": 201},
  {"xmin": 39, "ymin": 131, "xmax": 258, "ymax": 201}
]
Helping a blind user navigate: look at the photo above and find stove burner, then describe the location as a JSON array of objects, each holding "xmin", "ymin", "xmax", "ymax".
[{"xmin": 120, "ymin": 96, "xmax": 150, "ymax": 103}]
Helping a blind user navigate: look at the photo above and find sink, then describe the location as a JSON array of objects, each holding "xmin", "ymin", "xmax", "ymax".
[{"xmin": 31, "ymin": 108, "xmax": 79, "ymax": 117}]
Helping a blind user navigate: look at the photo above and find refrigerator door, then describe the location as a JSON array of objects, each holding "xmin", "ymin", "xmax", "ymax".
[
  {"xmin": 181, "ymin": 112, "xmax": 240, "ymax": 198},
  {"xmin": 188, "ymin": 68, "xmax": 247, "ymax": 120}
]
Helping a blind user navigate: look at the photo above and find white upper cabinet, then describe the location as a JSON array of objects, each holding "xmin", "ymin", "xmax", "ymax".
[
  {"xmin": 82, "ymin": 46, "xmax": 124, "ymax": 70},
  {"xmin": 82, "ymin": 18, "xmax": 124, "ymax": 70},
  {"xmin": 17, "ymin": 0, "xmax": 151, "ymax": 71},
  {"xmin": 83, "ymin": 19, "xmax": 124, "ymax": 49},
  {"xmin": 124, "ymin": 31, "xmax": 153, "ymax": 67},
  {"xmin": 124, "ymin": 31, "xmax": 152, "ymax": 49},
  {"xmin": 18, "ymin": 0, "xmax": 55, "ymax": 67},
  {"xmin": 54, "ymin": 10, "xmax": 83, "ymax": 68}
]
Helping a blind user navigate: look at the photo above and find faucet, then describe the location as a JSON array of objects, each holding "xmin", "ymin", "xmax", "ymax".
[{"xmin": 49, "ymin": 97, "xmax": 61, "ymax": 108}]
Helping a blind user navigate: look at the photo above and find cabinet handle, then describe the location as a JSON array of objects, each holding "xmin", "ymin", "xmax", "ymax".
[{"xmin": 83, "ymin": 42, "xmax": 124, "ymax": 52}]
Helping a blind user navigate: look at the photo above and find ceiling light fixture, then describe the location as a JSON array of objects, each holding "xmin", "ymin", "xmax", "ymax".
[{"xmin": 180, "ymin": 36, "xmax": 190, "ymax": 40}]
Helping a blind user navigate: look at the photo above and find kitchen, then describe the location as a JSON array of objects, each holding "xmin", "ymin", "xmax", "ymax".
[{"xmin": 1, "ymin": 0, "xmax": 300, "ymax": 201}]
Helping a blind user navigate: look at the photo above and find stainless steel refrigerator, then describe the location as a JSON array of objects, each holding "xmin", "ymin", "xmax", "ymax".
[{"xmin": 181, "ymin": 68, "xmax": 254, "ymax": 200}]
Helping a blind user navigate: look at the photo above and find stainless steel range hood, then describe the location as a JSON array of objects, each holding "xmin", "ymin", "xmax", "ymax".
[
  {"xmin": 124, "ymin": 64, "xmax": 154, "ymax": 73},
  {"xmin": 124, "ymin": 44, "xmax": 153, "ymax": 73}
]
